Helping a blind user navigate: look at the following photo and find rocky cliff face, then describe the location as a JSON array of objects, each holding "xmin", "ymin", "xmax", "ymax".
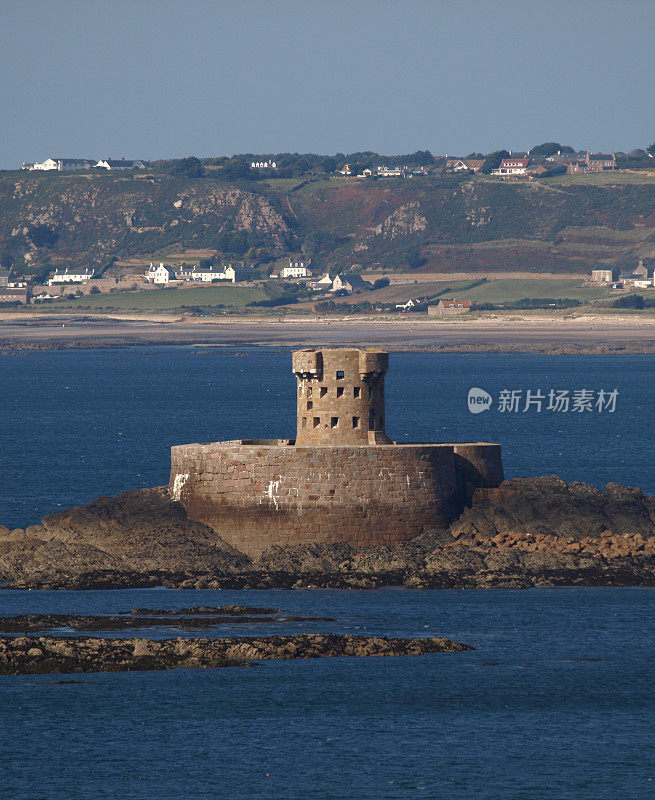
[
  {"xmin": 1, "ymin": 477, "xmax": 653, "ymax": 589},
  {"xmin": 2, "ymin": 171, "xmax": 654, "ymax": 273},
  {"xmin": 0, "ymin": 174, "xmax": 290, "ymax": 269}
]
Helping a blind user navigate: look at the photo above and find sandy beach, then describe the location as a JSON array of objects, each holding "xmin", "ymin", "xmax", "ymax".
[{"xmin": 1, "ymin": 311, "xmax": 655, "ymax": 354}]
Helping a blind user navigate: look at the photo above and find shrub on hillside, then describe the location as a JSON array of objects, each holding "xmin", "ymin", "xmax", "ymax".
[{"xmin": 613, "ymin": 294, "xmax": 644, "ymax": 309}]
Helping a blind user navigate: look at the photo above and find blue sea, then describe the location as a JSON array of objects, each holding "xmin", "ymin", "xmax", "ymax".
[
  {"xmin": 0, "ymin": 348, "xmax": 654, "ymax": 799},
  {"xmin": 0, "ymin": 586, "xmax": 653, "ymax": 799}
]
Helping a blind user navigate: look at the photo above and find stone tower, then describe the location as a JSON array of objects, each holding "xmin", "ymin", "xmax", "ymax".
[
  {"xmin": 170, "ymin": 347, "xmax": 504, "ymax": 557},
  {"xmin": 292, "ymin": 348, "xmax": 391, "ymax": 445}
]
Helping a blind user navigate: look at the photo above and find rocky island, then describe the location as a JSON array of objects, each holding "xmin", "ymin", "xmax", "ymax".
[{"xmin": 1, "ymin": 476, "xmax": 653, "ymax": 591}]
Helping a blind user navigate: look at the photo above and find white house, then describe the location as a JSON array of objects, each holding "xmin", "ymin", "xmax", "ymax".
[
  {"xmin": 95, "ymin": 159, "xmax": 147, "ymax": 170},
  {"xmin": 48, "ymin": 267, "xmax": 95, "ymax": 285},
  {"xmin": 30, "ymin": 158, "xmax": 95, "ymax": 172},
  {"xmin": 281, "ymin": 260, "xmax": 311, "ymax": 278},
  {"xmin": 395, "ymin": 299, "xmax": 416, "ymax": 311},
  {"xmin": 308, "ymin": 272, "xmax": 335, "ymax": 290},
  {"xmin": 191, "ymin": 264, "xmax": 240, "ymax": 283},
  {"xmin": 146, "ymin": 262, "xmax": 176, "ymax": 284},
  {"xmin": 177, "ymin": 265, "xmax": 195, "ymax": 281},
  {"xmin": 492, "ymin": 157, "xmax": 530, "ymax": 177},
  {"xmin": 376, "ymin": 165, "xmax": 405, "ymax": 177}
]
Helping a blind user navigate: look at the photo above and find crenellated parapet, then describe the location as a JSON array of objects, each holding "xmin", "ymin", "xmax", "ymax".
[{"xmin": 293, "ymin": 348, "xmax": 390, "ymax": 445}]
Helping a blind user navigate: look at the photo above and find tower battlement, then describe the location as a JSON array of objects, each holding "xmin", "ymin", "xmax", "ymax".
[{"xmin": 293, "ymin": 348, "xmax": 390, "ymax": 445}]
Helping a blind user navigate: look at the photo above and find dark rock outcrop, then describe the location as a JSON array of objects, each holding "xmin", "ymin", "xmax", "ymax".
[
  {"xmin": 0, "ymin": 634, "xmax": 470, "ymax": 675},
  {"xmin": 0, "ymin": 488, "xmax": 249, "ymax": 584},
  {"xmin": 1, "ymin": 477, "xmax": 654, "ymax": 590}
]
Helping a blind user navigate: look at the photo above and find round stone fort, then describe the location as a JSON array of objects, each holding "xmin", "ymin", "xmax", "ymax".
[{"xmin": 169, "ymin": 348, "xmax": 504, "ymax": 557}]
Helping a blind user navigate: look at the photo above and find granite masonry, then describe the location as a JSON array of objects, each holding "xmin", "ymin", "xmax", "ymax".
[{"xmin": 169, "ymin": 348, "xmax": 503, "ymax": 557}]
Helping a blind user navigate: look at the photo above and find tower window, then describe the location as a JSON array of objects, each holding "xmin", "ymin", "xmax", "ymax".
[
  {"xmin": 313, "ymin": 417, "xmax": 320, "ymax": 428},
  {"xmin": 354, "ymin": 387, "xmax": 360, "ymax": 398},
  {"xmin": 337, "ymin": 387, "xmax": 344, "ymax": 398},
  {"xmin": 352, "ymin": 416, "xmax": 360, "ymax": 429},
  {"xmin": 331, "ymin": 417, "xmax": 339, "ymax": 428},
  {"xmin": 307, "ymin": 400, "xmax": 313, "ymax": 410},
  {"xmin": 306, "ymin": 387, "xmax": 312, "ymax": 397},
  {"xmin": 301, "ymin": 417, "xmax": 307, "ymax": 428},
  {"xmin": 336, "ymin": 370, "xmax": 344, "ymax": 379},
  {"xmin": 320, "ymin": 386, "xmax": 327, "ymax": 397}
]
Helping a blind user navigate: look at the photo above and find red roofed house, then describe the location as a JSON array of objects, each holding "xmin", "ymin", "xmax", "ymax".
[{"xmin": 492, "ymin": 157, "xmax": 530, "ymax": 178}]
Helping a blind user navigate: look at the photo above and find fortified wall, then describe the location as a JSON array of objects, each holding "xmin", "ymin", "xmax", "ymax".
[{"xmin": 170, "ymin": 348, "xmax": 503, "ymax": 557}]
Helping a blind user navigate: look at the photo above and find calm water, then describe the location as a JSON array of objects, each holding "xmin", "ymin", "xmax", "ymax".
[
  {"xmin": 1, "ymin": 347, "xmax": 654, "ymax": 529},
  {"xmin": 0, "ymin": 587, "xmax": 653, "ymax": 800},
  {"xmin": 1, "ymin": 348, "xmax": 654, "ymax": 799}
]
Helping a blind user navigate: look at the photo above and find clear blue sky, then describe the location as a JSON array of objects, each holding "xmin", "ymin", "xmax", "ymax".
[{"xmin": 1, "ymin": 0, "xmax": 653, "ymax": 169}]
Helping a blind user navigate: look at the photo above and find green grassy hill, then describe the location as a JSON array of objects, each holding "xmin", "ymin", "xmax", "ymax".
[
  {"xmin": 446, "ymin": 278, "xmax": 613, "ymax": 304},
  {"xmin": 55, "ymin": 285, "xmax": 273, "ymax": 310},
  {"xmin": 1, "ymin": 169, "xmax": 654, "ymax": 277}
]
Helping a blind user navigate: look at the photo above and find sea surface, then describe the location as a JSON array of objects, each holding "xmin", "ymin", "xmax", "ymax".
[
  {"xmin": 1, "ymin": 348, "xmax": 654, "ymax": 799},
  {"xmin": 0, "ymin": 586, "xmax": 653, "ymax": 800},
  {"xmin": 1, "ymin": 347, "xmax": 654, "ymax": 529}
]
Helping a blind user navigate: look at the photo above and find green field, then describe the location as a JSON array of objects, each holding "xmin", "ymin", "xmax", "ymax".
[
  {"xmin": 544, "ymin": 171, "xmax": 655, "ymax": 186},
  {"xmin": 450, "ymin": 278, "xmax": 614, "ymax": 304},
  {"xmin": 56, "ymin": 285, "xmax": 272, "ymax": 310}
]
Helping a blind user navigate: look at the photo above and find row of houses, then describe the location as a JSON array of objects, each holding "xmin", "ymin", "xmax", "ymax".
[
  {"xmin": 47, "ymin": 268, "xmax": 95, "ymax": 285},
  {"xmin": 272, "ymin": 266, "xmax": 372, "ymax": 294},
  {"xmin": 591, "ymin": 260, "xmax": 655, "ymax": 289},
  {"xmin": 22, "ymin": 158, "xmax": 147, "ymax": 172},
  {"xmin": 497, "ymin": 151, "xmax": 616, "ymax": 178},
  {"xmin": 337, "ymin": 164, "xmax": 429, "ymax": 178},
  {"xmin": 445, "ymin": 151, "xmax": 618, "ymax": 178},
  {"xmin": 250, "ymin": 160, "xmax": 278, "ymax": 170},
  {"xmin": 145, "ymin": 262, "xmax": 246, "ymax": 284}
]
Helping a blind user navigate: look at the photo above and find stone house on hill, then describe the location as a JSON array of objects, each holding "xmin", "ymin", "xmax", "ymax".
[
  {"xmin": 591, "ymin": 267, "xmax": 620, "ymax": 283},
  {"xmin": 331, "ymin": 273, "xmax": 371, "ymax": 294},
  {"xmin": 428, "ymin": 299, "xmax": 472, "ymax": 316},
  {"xmin": 0, "ymin": 286, "xmax": 30, "ymax": 304},
  {"xmin": 585, "ymin": 152, "xmax": 616, "ymax": 172}
]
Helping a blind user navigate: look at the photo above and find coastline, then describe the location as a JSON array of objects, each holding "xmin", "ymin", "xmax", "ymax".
[{"xmin": 2, "ymin": 311, "xmax": 655, "ymax": 354}]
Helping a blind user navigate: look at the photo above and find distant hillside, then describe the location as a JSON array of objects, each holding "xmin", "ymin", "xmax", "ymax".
[{"xmin": 1, "ymin": 170, "xmax": 654, "ymax": 276}]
